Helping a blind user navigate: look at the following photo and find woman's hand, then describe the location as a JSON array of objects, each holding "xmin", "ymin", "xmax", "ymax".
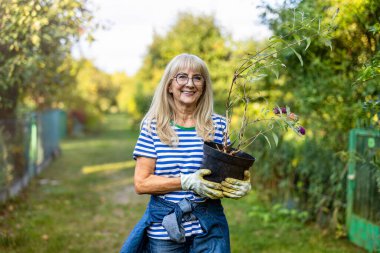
[
  {"xmin": 221, "ymin": 170, "xmax": 251, "ymax": 199},
  {"xmin": 181, "ymin": 169, "xmax": 224, "ymax": 199}
]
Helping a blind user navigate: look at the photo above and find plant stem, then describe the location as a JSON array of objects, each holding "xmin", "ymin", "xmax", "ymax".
[{"xmin": 222, "ymin": 18, "xmax": 334, "ymax": 153}]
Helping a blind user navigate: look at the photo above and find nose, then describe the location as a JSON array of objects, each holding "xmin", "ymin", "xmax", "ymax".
[{"xmin": 185, "ymin": 77, "xmax": 196, "ymax": 87}]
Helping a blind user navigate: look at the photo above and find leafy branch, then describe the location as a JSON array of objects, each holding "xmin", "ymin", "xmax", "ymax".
[{"xmin": 222, "ymin": 8, "xmax": 339, "ymax": 154}]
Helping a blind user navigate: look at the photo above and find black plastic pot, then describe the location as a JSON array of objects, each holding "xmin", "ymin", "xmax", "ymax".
[{"xmin": 201, "ymin": 141, "xmax": 256, "ymax": 183}]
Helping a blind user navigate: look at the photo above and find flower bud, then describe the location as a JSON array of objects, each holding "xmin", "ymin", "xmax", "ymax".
[
  {"xmin": 273, "ymin": 107, "xmax": 287, "ymax": 114},
  {"xmin": 297, "ymin": 126, "xmax": 306, "ymax": 135},
  {"xmin": 288, "ymin": 113, "xmax": 299, "ymax": 121}
]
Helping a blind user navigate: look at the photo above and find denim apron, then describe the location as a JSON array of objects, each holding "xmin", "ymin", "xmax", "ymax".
[{"xmin": 119, "ymin": 195, "xmax": 230, "ymax": 253}]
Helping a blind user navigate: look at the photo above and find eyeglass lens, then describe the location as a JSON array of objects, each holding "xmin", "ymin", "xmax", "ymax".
[{"xmin": 175, "ymin": 73, "xmax": 204, "ymax": 86}]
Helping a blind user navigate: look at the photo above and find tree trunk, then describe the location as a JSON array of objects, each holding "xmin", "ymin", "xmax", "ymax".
[{"xmin": 0, "ymin": 84, "xmax": 20, "ymax": 135}]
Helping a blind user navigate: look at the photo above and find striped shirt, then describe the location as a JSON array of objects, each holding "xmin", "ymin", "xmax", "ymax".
[{"xmin": 133, "ymin": 114, "xmax": 228, "ymax": 240}]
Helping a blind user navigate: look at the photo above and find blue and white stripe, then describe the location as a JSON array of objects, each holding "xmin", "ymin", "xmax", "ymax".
[{"xmin": 133, "ymin": 114, "xmax": 227, "ymax": 240}]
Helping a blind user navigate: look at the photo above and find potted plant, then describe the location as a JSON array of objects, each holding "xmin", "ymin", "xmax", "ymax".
[{"xmin": 203, "ymin": 8, "xmax": 338, "ymax": 182}]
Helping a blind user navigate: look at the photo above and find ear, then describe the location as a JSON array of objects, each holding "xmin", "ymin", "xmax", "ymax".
[{"xmin": 168, "ymin": 83, "xmax": 173, "ymax": 94}]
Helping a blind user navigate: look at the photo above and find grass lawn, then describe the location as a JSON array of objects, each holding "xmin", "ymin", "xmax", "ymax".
[{"xmin": 0, "ymin": 113, "xmax": 366, "ymax": 253}]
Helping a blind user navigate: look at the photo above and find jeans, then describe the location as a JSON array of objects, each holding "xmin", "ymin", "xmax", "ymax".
[
  {"xmin": 120, "ymin": 196, "xmax": 230, "ymax": 253},
  {"xmin": 147, "ymin": 237, "xmax": 194, "ymax": 253}
]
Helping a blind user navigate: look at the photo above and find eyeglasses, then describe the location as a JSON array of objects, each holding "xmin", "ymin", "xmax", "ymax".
[{"xmin": 174, "ymin": 73, "xmax": 205, "ymax": 86}]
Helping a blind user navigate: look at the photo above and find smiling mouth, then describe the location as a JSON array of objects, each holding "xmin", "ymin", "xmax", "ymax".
[{"xmin": 181, "ymin": 91, "xmax": 196, "ymax": 95}]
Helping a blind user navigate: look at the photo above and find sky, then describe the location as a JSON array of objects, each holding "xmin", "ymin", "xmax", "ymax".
[{"xmin": 71, "ymin": 0, "xmax": 275, "ymax": 76}]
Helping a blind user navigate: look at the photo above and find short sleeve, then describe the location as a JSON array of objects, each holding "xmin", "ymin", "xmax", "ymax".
[
  {"xmin": 212, "ymin": 114, "xmax": 231, "ymax": 145},
  {"xmin": 133, "ymin": 122, "xmax": 157, "ymax": 160}
]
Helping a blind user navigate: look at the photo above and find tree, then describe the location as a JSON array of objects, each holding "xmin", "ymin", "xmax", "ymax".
[
  {"xmin": 129, "ymin": 13, "xmax": 234, "ymax": 121},
  {"xmin": 74, "ymin": 59, "xmax": 121, "ymax": 113},
  {"xmin": 0, "ymin": 0, "xmax": 95, "ymax": 119}
]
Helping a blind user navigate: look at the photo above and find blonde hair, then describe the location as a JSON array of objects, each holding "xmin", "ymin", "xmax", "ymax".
[{"xmin": 142, "ymin": 53, "xmax": 215, "ymax": 146}]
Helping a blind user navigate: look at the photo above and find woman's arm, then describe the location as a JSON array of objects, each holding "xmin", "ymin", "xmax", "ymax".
[{"xmin": 134, "ymin": 156, "xmax": 182, "ymax": 195}]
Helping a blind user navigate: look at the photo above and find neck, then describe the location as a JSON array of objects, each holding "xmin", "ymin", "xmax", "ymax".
[{"xmin": 173, "ymin": 105, "xmax": 196, "ymax": 127}]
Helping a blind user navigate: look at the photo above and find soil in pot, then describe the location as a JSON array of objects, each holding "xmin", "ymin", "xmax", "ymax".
[{"xmin": 201, "ymin": 141, "xmax": 255, "ymax": 183}]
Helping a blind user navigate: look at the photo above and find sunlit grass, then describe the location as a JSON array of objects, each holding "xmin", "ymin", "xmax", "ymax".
[
  {"xmin": 0, "ymin": 113, "xmax": 146, "ymax": 253},
  {"xmin": 82, "ymin": 160, "xmax": 136, "ymax": 174}
]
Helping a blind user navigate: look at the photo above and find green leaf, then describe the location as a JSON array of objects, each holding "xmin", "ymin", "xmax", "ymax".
[
  {"xmin": 270, "ymin": 67, "xmax": 280, "ymax": 79},
  {"xmin": 286, "ymin": 105, "xmax": 291, "ymax": 115},
  {"xmin": 293, "ymin": 34, "xmax": 301, "ymax": 45},
  {"xmin": 248, "ymin": 74, "xmax": 267, "ymax": 82},
  {"xmin": 269, "ymin": 35, "xmax": 284, "ymax": 45},
  {"xmin": 324, "ymin": 39, "xmax": 333, "ymax": 51},
  {"xmin": 272, "ymin": 132, "xmax": 279, "ymax": 146},
  {"xmin": 290, "ymin": 47, "xmax": 303, "ymax": 66},
  {"xmin": 263, "ymin": 134, "xmax": 272, "ymax": 149},
  {"xmin": 304, "ymin": 37, "xmax": 311, "ymax": 51},
  {"xmin": 31, "ymin": 34, "xmax": 40, "ymax": 46}
]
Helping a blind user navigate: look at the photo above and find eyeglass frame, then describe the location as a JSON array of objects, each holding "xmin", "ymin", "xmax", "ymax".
[{"xmin": 172, "ymin": 73, "xmax": 205, "ymax": 87}]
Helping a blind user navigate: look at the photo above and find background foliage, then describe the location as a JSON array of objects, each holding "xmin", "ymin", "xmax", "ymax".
[
  {"xmin": 1, "ymin": 0, "xmax": 379, "ymax": 235},
  {"xmin": 253, "ymin": 0, "xmax": 380, "ymax": 233},
  {"xmin": 0, "ymin": 0, "xmax": 96, "ymax": 118}
]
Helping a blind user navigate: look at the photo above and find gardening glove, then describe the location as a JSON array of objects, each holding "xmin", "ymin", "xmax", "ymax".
[
  {"xmin": 181, "ymin": 169, "xmax": 224, "ymax": 199},
  {"xmin": 221, "ymin": 170, "xmax": 251, "ymax": 199}
]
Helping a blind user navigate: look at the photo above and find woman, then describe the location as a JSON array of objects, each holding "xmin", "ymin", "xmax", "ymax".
[{"xmin": 120, "ymin": 53, "xmax": 251, "ymax": 253}]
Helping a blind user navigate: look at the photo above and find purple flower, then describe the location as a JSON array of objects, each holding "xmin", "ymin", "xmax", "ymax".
[
  {"xmin": 273, "ymin": 107, "xmax": 287, "ymax": 114},
  {"xmin": 297, "ymin": 126, "xmax": 306, "ymax": 135}
]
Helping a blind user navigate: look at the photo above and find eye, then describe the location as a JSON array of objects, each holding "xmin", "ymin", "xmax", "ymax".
[
  {"xmin": 193, "ymin": 75, "xmax": 203, "ymax": 82},
  {"xmin": 177, "ymin": 74, "xmax": 188, "ymax": 80}
]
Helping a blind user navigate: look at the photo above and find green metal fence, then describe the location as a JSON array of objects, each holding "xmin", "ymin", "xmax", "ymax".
[
  {"xmin": 0, "ymin": 109, "xmax": 67, "ymax": 203},
  {"xmin": 347, "ymin": 128, "xmax": 380, "ymax": 252}
]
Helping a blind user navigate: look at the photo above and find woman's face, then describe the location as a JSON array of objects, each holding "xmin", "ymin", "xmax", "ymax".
[{"xmin": 168, "ymin": 69, "xmax": 205, "ymax": 109}]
